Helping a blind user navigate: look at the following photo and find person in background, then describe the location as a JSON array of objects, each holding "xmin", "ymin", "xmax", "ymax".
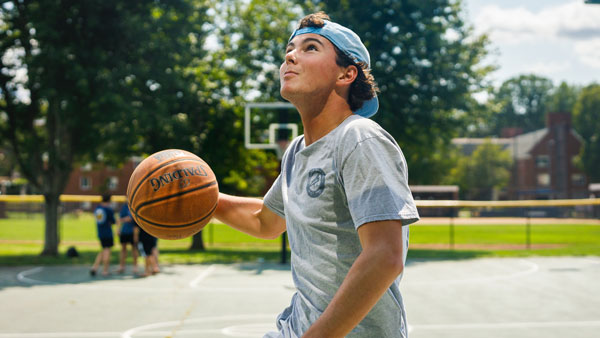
[
  {"xmin": 117, "ymin": 204, "xmax": 139, "ymax": 275},
  {"xmin": 136, "ymin": 222, "xmax": 160, "ymax": 277},
  {"xmin": 90, "ymin": 194, "xmax": 116, "ymax": 277}
]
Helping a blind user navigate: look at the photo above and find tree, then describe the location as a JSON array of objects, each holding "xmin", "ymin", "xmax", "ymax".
[
  {"xmin": 298, "ymin": 0, "xmax": 494, "ymax": 184},
  {"xmin": 572, "ymin": 84, "xmax": 600, "ymax": 182},
  {"xmin": 0, "ymin": 0, "xmax": 212, "ymax": 256},
  {"xmin": 488, "ymin": 74, "xmax": 554, "ymax": 136},
  {"xmin": 545, "ymin": 81, "xmax": 580, "ymax": 114},
  {"xmin": 448, "ymin": 141, "xmax": 512, "ymax": 200}
]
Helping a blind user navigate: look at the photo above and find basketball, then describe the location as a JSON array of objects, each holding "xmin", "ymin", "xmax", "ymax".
[{"xmin": 126, "ymin": 149, "xmax": 219, "ymax": 240}]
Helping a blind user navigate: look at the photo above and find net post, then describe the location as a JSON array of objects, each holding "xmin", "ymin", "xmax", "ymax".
[
  {"xmin": 280, "ymin": 232, "xmax": 287, "ymax": 264},
  {"xmin": 526, "ymin": 210, "xmax": 532, "ymax": 250},
  {"xmin": 449, "ymin": 214, "xmax": 455, "ymax": 250}
]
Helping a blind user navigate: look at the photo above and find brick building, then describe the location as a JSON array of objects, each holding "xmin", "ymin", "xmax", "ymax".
[
  {"xmin": 63, "ymin": 158, "xmax": 141, "ymax": 197},
  {"xmin": 453, "ymin": 112, "xmax": 589, "ymax": 200}
]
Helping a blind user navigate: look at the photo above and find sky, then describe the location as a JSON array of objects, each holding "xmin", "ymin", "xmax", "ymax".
[{"xmin": 463, "ymin": 0, "xmax": 600, "ymax": 87}]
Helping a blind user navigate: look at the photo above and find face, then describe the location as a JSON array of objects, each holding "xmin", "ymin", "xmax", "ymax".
[{"xmin": 279, "ymin": 33, "xmax": 343, "ymax": 101}]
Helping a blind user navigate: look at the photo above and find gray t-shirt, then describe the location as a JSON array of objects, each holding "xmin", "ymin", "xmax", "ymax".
[{"xmin": 263, "ymin": 114, "xmax": 419, "ymax": 338}]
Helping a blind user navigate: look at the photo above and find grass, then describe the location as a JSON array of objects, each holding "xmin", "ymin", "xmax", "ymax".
[{"xmin": 0, "ymin": 212, "xmax": 599, "ymax": 266}]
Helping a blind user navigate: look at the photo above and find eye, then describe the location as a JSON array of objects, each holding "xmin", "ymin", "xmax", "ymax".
[{"xmin": 306, "ymin": 44, "xmax": 318, "ymax": 51}]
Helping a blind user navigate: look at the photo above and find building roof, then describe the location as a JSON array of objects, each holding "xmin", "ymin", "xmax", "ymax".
[
  {"xmin": 451, "ymin": 138, "xmax": 512, "ymax": 156},
  {"xmin": 452, "ymin": 128, "xmax": 549, "ymax": 160},
  {"xmin": 510, "ymin": 128, "xmax": 548, "ymax": 160}
]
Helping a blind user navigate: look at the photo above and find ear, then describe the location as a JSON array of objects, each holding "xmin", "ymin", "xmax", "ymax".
[{"xmin": 337, "ymin": 64, "xmax": 358, "ymax": 86}]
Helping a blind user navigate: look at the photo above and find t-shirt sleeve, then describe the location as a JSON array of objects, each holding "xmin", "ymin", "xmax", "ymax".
[
  {"xmin": 263, "ymin": 174, "xmax": 285, "ymax": 218},
  {"xmin": 120, "ymin": 205, "xmax": 128, "ymax": 218},
  {"xmin": 341, "ymin": 136, "xmax": 419, "ymax": 228}
]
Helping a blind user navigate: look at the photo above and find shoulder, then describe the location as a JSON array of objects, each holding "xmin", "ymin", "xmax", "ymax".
[
  {"xmin": 339, "ymin": 115, "xmax": 389, "ymax": 144},
  {"xmin": 338, "ymin": 115, "xmax": 398, "ymax": 153}
]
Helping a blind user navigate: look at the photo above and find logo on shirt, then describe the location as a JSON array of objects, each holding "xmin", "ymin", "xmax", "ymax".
[
  {"xmin": 95, "ymin": 208, "xmax": 107, "ymax": 224},
  {"xmin": 306, "ymin": 168, "xmax": 326, "ymax": 198}
]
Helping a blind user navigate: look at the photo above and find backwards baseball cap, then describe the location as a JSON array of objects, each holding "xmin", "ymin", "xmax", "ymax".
[{"xmin": 289, "ymin": 20, "xmax": 379, "ymax": 118}]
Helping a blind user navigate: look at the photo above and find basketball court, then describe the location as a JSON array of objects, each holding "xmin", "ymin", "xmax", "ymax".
[{"xmin": 0, "ymin": 257, "xmax": 599, "ymax": 337}]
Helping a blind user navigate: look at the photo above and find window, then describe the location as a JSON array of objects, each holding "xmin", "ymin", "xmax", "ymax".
[
  {"xmin": 537, "ymin": 173, "xmax": 550, "ymax": 187},
  {"xmin": 536, "ymin": 155, "xmax": 549, "ymax": 168},
  {"xmin": 80, "ymin": 176, "xmax": 91, "ymax": 190},
  {"xmin": 108, "ymin": 176, "xmax": 119, "ymax": 191},
  {"xmin": 571, "ymin": 173, "xmax": 586, "ymax": 186}
]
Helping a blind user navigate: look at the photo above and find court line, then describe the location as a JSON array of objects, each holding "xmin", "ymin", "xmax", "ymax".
[
  {"xmin": 16, "ymin": 267, "xmax": 54, "ymax": 285},
  {"xmin": 412, "ymin": 320, "xmax": 600, "ymax": 330},
  {"xmin": 121, "ymin": 314, "xmax": 275, "ymax": 338},
  {"xmin": 189, "ymin": 264, "xmax": 217, "ymax": 288},
  {"xmin": 406, "ymin": 259, "xmax": 539, "ymax": 285}
]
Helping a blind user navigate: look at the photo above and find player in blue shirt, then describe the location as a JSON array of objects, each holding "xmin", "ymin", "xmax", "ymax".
[
  {"xmin": 117, "ymin": 204, "xmax": 139, "ymax": 275},
  {"xmin": 90, "ymin": 194, "xmax": 116, "ymax": 276}
]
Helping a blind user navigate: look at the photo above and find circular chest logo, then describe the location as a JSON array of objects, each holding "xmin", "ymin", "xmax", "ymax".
[{"xmin": 306, "ymin": 168, "xmax": 326, "ymax": 198}]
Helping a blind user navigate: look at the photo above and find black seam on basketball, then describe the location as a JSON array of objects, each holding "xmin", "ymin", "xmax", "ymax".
[
  {"xmin": 129, "ymin": 157, "xmax": 208, "ymax": 204},
  {"xmin": 134, "ymin": 201, "xmax": 218, "ymax": 228},
  {"xmin": 133, "ymin": 180, "xmax": 217, "ymax": 213}
]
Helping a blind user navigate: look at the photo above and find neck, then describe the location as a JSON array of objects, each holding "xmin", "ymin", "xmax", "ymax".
[{"xmin": 292, "ymin": 93, "xmax": 353, "ymax": 146}]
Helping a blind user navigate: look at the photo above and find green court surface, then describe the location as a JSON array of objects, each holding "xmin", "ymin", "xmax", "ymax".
[{"xmin": 1, "ymin": 257, "xmax": 599, "ymax": 338}]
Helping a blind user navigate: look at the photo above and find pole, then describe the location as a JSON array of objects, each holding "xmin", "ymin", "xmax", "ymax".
[
  {"xmin": 526, "ymin": 214, "xmax": 531, "ymax": 250},
  {"xmin": 281, "ymin": 232, "xmax": 287, "ymax": 264},
  {"xmin": 449, "ymin": 215, "xmax": 455, "ymax": 250}
]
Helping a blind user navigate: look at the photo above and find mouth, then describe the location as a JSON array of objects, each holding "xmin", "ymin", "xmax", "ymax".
[{"xmin": 283, "ymin": 70, "xmax": 298, "ymax": 78}]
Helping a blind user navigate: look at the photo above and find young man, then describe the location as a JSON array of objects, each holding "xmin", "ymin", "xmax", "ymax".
[
  {"xmin": 214, "ymin": 12, "xmax": 419, "ymax": 338},
  {"xmin": 90, "ymin": 194, "xmax": 116, "ymax": 277},
  {"xmin": 117, "ymin": 203, "xmax": 139, "ymax": 275}
]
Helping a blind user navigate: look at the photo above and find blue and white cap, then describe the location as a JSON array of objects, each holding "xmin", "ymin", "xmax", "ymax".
[{"xmin": 289, "ymin": 20, "xmax": 379, "ymax": 118}]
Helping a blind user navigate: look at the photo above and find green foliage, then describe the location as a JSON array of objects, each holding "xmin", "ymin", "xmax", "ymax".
[
  {"xmin": 545, "ymin": 81, "xmax": 580, "ymax": 113},
  {"xmin": 488, "ymin": 74, "xmax": 554, "ymax": 135},
  {"xmin": 190, "ymin": 0, "xmax": 301, "ymax": 194},
  {"xmin": 572, "ymin": 84, "xmax": 600, "ymax": 181},
  {"xmin": 298, "ymin": 0, "xmax": 494, "ymax": 184},
  {"xmin": 447, "ymin": 140, "xmax": 512, "ymax": 200}
]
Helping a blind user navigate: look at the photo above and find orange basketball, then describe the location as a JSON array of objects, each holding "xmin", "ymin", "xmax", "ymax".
[{"xmin": 126, "ymin": 149, "xmax": 219, "ymax": 240}]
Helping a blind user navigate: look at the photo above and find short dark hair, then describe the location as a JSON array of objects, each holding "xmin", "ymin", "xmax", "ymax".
[
  {"xmin": 297, "ymin": 12, "xmax": 379, "ymax": 111},
  {"xmin": 101, "ymin": 194, "xmax": 111, "ymax": 203}
]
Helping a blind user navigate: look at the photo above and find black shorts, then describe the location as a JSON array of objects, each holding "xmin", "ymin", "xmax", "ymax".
[
  {"xmin": 142, "ymin": 239, "xmax": 156, "ymax": 256},
  {"xmin": 119, "ymin": 233, "xmax": 134, "ymax": 244},
  {"xmin": 139, "ymin": 237, "xmax": 157, "ymax": 256},
  {"xmin": 100, "ymin": 237, "xmax": 114, "ymax": 248}
]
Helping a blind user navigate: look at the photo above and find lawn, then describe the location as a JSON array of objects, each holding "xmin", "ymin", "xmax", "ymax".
[{"xmin": 0, "ymin": 212, "xmax": 599, "ymax": 266}]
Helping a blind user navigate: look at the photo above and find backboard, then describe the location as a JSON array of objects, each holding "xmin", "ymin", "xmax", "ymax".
[{"xmin": 244, "ymin": 102, "xmax": 299, "ymax": 158}]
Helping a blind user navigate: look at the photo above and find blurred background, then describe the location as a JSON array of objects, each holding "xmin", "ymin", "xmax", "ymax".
[{"xmin": 0, "ymin": 0, "xmax": 599, "ymax": 262}]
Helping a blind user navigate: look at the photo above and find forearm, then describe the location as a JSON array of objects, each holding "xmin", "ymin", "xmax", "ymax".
[
  {"xmin": 303, "ymin": 246, "xmax": 404, "ymax": 338},
  {"xmin": 214, "ymin": 193, "xmax": 284, "ymax": 239}
]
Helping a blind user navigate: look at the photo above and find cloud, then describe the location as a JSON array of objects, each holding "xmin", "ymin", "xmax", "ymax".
[
  {"xmin": 474, "ymin": 1, "xmax": 600, "ymax": 43},
  {"xmin": 574, "ymin": 39, "xmax": 600, "ymax": 68},
  {"xmin": 522, "ymin": 61, "xmax": 572, "ymax": 75}
]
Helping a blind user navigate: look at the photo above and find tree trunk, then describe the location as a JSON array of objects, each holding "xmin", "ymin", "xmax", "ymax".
[
  {"xmin": 41, "ymin": 194, "xmax": 60, "ymax": 256},
  {"xmin": 189, "ymin": 230, "xmax": 205, "ymax": 251}
]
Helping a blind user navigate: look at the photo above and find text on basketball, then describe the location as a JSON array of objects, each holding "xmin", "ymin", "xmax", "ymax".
[{"xmin": 149, "ymin": 166, "xmax": 208, "ymax": 191}]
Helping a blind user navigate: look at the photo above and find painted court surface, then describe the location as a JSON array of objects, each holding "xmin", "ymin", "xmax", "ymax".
[{"xmin": 0, "ymin": 257, "xmax": 599, "ymax": 338}]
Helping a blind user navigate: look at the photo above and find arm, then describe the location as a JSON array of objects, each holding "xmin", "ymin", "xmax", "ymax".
[
  {"xmin": 118, "ymin": 214, "xmax": 132, "ymax": 236},
  {"xmin": 302, "ymin": 220, "xmax": 405, "ymax": 338},
  {"xmin": 213, "ymin": 192, "xmax": 286, "ymax": 240}
]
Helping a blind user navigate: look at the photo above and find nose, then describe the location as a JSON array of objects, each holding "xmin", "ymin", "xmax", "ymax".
[{"xmin": 285, "ymin": 49, "xmax": 296, "ymax": 64}]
